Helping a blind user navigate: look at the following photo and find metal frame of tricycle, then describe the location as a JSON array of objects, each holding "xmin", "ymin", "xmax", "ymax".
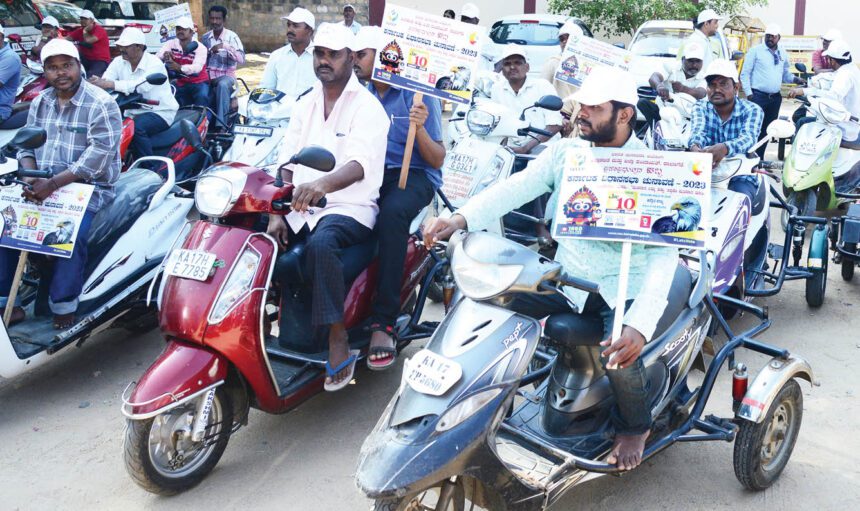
[{"xmin": 497, "ymin": 292, "xmax": 792, "ymax": 480}]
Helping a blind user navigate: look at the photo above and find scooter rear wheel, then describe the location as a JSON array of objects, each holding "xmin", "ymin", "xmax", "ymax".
[
  {"xmin": 733, "ymin": 379, "xmax": 803, "ymax": 491},
  {"xmin": 123, "ymin": 387, "xmax": 233, "ymax": 495}
]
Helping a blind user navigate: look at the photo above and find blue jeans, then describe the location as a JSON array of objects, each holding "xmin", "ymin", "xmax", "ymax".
[
  {"xmin": 0, "ymin": 210, "xmax": 95, "ymax": 315},
  {"xmin": 209, "ymin": 75, "xmax": 235, "ymax": 130},
  {"xmin": 131, "ymin": 112, "xmax": 169, "ymax": 159},
  {"xmin": 175, "ymin": 82, "xmax": 210, "ymax": 109},
  {"xmin": 508, "ymin": 292, "xmax": 652, "ymax": 435}
]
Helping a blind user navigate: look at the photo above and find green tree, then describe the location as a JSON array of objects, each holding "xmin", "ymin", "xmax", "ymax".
[{"xmin": 549, "ymin": 0, "xmax": 769, "ymax": 37}]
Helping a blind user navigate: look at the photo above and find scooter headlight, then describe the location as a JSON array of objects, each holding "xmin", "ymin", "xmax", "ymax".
[
  {"xmin": 195, "ymin": 167, "xmax": 247, "ymax": 217},
  {"xmin": 466, "ymin": 109, "xmax": 500, "ymax": 136},
  {"xmin": 451, "ymin": 241, "xmax": 522, "ymax": 300},
  {"xmin": 435, "ymin": 387, "xmax": 503, "ymax": 432},
  {"xmin": 471, "ymin": 154, "xmax": 506, "ymax": 195},
  {"xmin": 712, "ymin": 158, "xmax": 742, "ymax": 183},
  {"xmin": 209, "ymin": 247, "xmax": 260, "ymax": 324}
]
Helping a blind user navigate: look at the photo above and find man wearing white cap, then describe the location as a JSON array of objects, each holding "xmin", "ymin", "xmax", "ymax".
[
  {"xmin": 90, "ymin": 27, "xmax": 179, "ymax": 158},
  {"xmin": 460, "ymin": 3, "xmax": 480, "ymax": 25},
  {"xmin": 1, "ymin": 39, "xmax": 121, "ymax": 328},
  {"xmin": 267, "ymin": 23, "xmax": 389, "ymax": 392},
  {"xmin": 259, "ymin": 7, "xmax": 316, "ymax": 99},
  {"xmin": 425, "ymin": 67, "xmax": 677, "ymax": 471},
  {"xmin": 491, "ymin": 45, "xmax": 562, "ymax": 154},
  {"xmin": 66, "ymin": 9, "xmax": 111, "ymax": 76},
  {"xmin": 790, "ymin": 40, "xmax": 860, "ymax": 144},
  {"xmin": 340, "ymin": 4, "xmax": 362, "ymax": 35},
  {"xmin": 689, "ymin": 59, "xmax": 763, "ymax": 166},
  {"xmin": 740, "ymin": 24, "xmax": 804, "ymax": 158},
  {"xmin": 157, "ymin": 18, "xmax": 210, "ymax": 108},
  {"xmin": 30, "ymin": 16, "xmax": 60, "ymax": 61},
  {"xmin": 0, "ymin": 22, "xmax": 21, "ymax": 125},
  {"xmin": 685, "ymin": 8, "xmax": 724, "ymax": 70},
  {"xmin": 639, "ymin": 42, "xmax": 707, "ymax": 128},
  {"xmin": 352, "ymin": 26, "xmax": 445, "ymax": 370},
  {"xmin": 812, "ymin": 29, "xmax": 843, "ymax": 74},
  {"xmin": 541, "ymin": 20, "xmax": 585, "ymax": 126}
]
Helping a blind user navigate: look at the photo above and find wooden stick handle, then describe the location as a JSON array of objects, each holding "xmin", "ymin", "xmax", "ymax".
[
  {"xmin": 3, "ymin": 251, "xmax": 28, "ymax": 325},
  {"xmin": 398, "ymin": 92, "xmax": 424, "ymax": 189}
]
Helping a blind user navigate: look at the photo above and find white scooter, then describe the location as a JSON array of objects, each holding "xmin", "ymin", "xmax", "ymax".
[
  {"xmin": 221, "ymin": 87, "xmax": 302, "ymax": 168},
  {"xmin": 0, "ymin": 128, "xmax": 197, "ymax": 380},
  {"xmin": 644, "ymin": 91, "xmax": 697, "ymax": 151},
  {"xmin": 446, "ymin": 70, "xmax": 502, "ymax": 148}
]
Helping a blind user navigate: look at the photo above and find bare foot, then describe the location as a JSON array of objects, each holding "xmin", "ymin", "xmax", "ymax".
[
  {"xmin": 325, "ymin": 323, "xmax": 352, "ymax": 386},
  {"xmin": 53, "ymin": 313, "xmax": 75, "ymax": 330},
  {"xmin": 606, "ymin": 431, "xmax": 650, "ymax": 471}
]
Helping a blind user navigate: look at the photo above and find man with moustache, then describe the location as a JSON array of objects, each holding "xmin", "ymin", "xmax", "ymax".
[
  {"xmin": 638, "ymin": 42, "xmax": 707, "ymax": 129},
  {"xmin": 259, "ymin": 7, "xmax": 317, "ymax": 98},
  {"xmin": 267, "ymin": 23, "xmax": 389, "ymax": 392},
  {"xmin": 424, "ymin": 67, "xmax": 678, "ymax": 471},
  {"xmin": 0, "ymin": 39, "xmax": 121, "ymax": 329},
  {"xmin": 201, "ymin": 5, "xmax": 245, "ymax": 130}
]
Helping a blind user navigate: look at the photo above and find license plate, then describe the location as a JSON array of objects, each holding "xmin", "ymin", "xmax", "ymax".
[
  {"xmin": 445, "ymin": 153, "xmax": 477, "ymax": 174},
  {"xmin": 404, "ymin": 349, "xmax": 462, "ymax": 396},
  {"xmin": 164, "ymin": 249, "xmax": 217, "ymax": 281},
  {"xmin": 233, "ymin": 124, "xmax": 273, "ymax": 137}
]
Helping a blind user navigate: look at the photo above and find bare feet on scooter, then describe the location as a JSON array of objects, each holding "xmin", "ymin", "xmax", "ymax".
[
  {"xmin": 53, "ymin": 313, "xmax": 75, "ymax": 330},
  {"xmin": 326, "ymin": 325, "xmax": 352, "ymax": 387},
  {"xmin": 606, "ymin": 431, "xmax": 650, "ymax": 471}
]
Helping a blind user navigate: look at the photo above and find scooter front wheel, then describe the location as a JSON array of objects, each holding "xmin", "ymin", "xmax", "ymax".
[
  {"xmin": 374, "ymin": 478, "xmax": 487, "ymax": 511},
  {"xmin": 123, "ymin": 387, "xmax": 233, "ymax": 495}
]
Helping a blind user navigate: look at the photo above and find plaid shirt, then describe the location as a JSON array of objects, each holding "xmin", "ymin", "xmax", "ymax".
[
  {"xmin": 18, "ymin": 81, "xmax": 122, "ymax": 212},
  {"xmin": 688, "ymin": 97, "xmax": 764, "ymax": 157},
  {"xmin": 201, "ymin": 28, "xmax": 245, "ymax": 79}
]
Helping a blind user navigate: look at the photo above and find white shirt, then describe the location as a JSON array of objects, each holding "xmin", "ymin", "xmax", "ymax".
[
  {"xmin": 279, "ymin": 74, "xmax": 390, "ymax": 232},
  {"xmin": 684, "ymin": 29, "xmax": 722, "ymax": 71},
  {"xmin": 812, "ymin": 63, "xmax": 860, "ymax": 141},
  {"xmin": 340, "ymin": 20, "xmax": 362, "ymax": 35},
  {"xmin": 490, "ymin": 76, "xmax": 563, "ymax": 148},
  {"xmin": 665, "ymin": 63, "xmax": 706, "ymax": 91},
  {"xmin": 259, "ymin": 44, "xmax": 317, "ymax": 99},
  {"xmin": 102, "ymin": 53, "xmax": 179, "ymax": 125}
]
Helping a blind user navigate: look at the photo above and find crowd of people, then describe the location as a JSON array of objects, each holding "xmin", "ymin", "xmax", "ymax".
[{"xmin": 0, "ymin": 1, "xmax": 858, "ymax": 471}]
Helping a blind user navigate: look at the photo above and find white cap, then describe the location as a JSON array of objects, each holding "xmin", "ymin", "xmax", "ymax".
[
  {"xmin": 461, "ymin": 3, "xmax": 480, "ymax": 19},
  {"xmin": 349, "ymin": 25, "xmax": 382, "ymax": 51},
  {"xmin": 571, "ymin": 67, "xmax": 638, "ymax": 106},
  {"xmin": 343, "ymin": 3, "xmax": 355, "ymax": 10},
  {"xmin": 823, "ymin": 29, "xmax": 843, "ymax": 42},
  {"xmin": 40, "ymin": 16, "xmax": 60, "ymax": 28},
  {"xmin": 697, "ymin": 9, "xmax": 723, "ymax": 25},
  {"xmin": 41, "ymin": 38, "xmax": 80, "ymax": 63},
  {"xmin": 823, "ymin": 40, "xmax": 852, "ymax": 60},
  {"xmin": 682, "ymin": 42, "xmax": 705, "ymax": 60},
  {"xmin": 496, "ymin": 44, "xmax": 527, "ymax": 64},
  {"xmin": 79, "ymin": 9, "xmax": 95, "ymax": 20},
  {"xmin": 116, "ymin": 27, "xmax": 146, "ymax": 47},
  {"xmin": 764, "ymin": 24, "xmax": 781, "ymax": 36},
  {"xmin": 313, "ymin": 22, "xmax": 354, "ymax": 51},
  {"xmin": 282, "ymin": 7, "xmax": 315, "ymax": 29},
  {"xmin": 174, "ymin": 17, "xmax": 195, "ymax": 30},
  {"xmin": 559, "ymin": 21, "xmax": 584, "ymax": 38},
  {"xmin": 704, "ymin": 59, "xmax": 739, "ymax": 81}
]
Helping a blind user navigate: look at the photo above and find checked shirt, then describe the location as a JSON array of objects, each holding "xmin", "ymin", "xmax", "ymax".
[{"xmin": 688, "ymin": 97, "xmax": 763, "ymax": 157}]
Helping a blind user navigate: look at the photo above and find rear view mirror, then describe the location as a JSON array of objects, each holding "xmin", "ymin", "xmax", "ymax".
[
  {"xmin": 767, "ymin": 119, "xmax": 796, "ymax": 139},
  {"xmin": 7, "ymin": 34, "xmax": 22, "ymax": 44},
  {"xmin": 146, "ymin": 73, "xmax": 167, "ymax": 85},
  {"xmin": 535, "ymin": 95, "xmax": 563, "ymax": 112},
  {"xmin": 179, "ymin": 119, "xmax": 202, "ymax": 149},
  {"xmin": 10, "ymin": 128, "xmax": 47, "ymax": 150},
  {"xmin": 184, "ymin": 41, "xmax": 199, "ymax": 55},
  {"xmin": 731, "ymin": 51, "xmax": 744, "ymax": 61},
  {"xmin": 291, "ymin": 146, "xmax": 336, "ymax": 172},
  {"xmin": 795, "ymin": 62, "xmax": 808, "ymax": 73}
]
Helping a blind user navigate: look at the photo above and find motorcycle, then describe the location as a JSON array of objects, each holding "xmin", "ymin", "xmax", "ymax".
[
  {"xmin": 221, "ymin": 87, "xmax": 299, "ymax": 168},
  {"xmin": 16, "ymin": 58, "xmax": 49, "ymax": 104},
  {"xmin": 643, "ymin": 91, "xmax": 697, "ymax": 151},
  {"xmin": 356, "ymin": 231, "xmax": 813, "ymax": 510},
  {"xmin": 0, "ymin": 128, "xmax": 197, "ymax": 380},
  {"xmin": 120, "ymin": 128, "xmax": 449, "ymax": 495}
]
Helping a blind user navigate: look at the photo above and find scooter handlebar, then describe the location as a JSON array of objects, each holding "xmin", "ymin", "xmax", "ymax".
[
  {"xmin": 557, "ymin": 273, "xmax": 600, "ymax": 294},
  {"xmin": 17, "ymin": 169, "xmax": 53, "ymax": 179},
  {"xmin": 271, "ymin": 196, "xmax": 327, "ymax": 211},
  {"xmin": 518, "ymin": 126, "xmax": 553, "ymax": 138}
]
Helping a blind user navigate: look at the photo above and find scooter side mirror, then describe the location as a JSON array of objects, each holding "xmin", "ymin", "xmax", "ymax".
[
  {"xmin": 290, "ymin": 146, "xmax": 336, "ymax": 172},
  {"xmin": 146, "ymin": 73, "xmax": 168, "ymax": 85},
  {"xmin": 179, "ymin": 119, "xmax": 203, "ymax": 149},
  {"xmin": 534, "ymin": 95, "xmax": 563, "ymax": 112},
  {"xmin": 731, "ymin": 51, "xmax": 744, "ymax": 61},
  {"xmin": 10, "ymin": 128, "xmax": 47, "ymax": 150},
  {"xmin": 795, "ymin": 62, "xmax": 808, "ymax": 73},
  {"xmin": 184, "ymin": 41, "xmax": 199, "ymax": 55},
  {"xmin": 766, "ymin": 119, "xmax": 796, "ymax": 140}
]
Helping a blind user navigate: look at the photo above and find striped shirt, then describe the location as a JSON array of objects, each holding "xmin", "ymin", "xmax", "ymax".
[
  {"xmin": 201, "ymin": 28, "xmax": 245, "ymax": 79},
  {"xmin": 18, "ymin": 81, "xmax": 122, "ymax": 212},
  {"xmin": 688, "ymin": 97, "xmax": 763, "ymax": 157}
]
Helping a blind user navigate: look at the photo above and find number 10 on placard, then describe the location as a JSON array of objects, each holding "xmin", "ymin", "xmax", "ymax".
[{"xmin": 608, "ymin": 191, "xmax": 637, "ymax": 212}]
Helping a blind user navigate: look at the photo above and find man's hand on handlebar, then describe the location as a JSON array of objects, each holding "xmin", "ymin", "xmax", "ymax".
[
  {"xmin": 656, "ymin": 84, "xmax": 671, "ymax": 102},
  {"xmin": 291, "ymin": 180, "xmax": 328, "ymax": 212},
  {"xmin": 423, "ymin": 214, "xmax": 467, "ymax": 249},
  {"xmin": 601, "ymin": 326, "xmax": 646, "ymax": 369},
  {"xmin": 788, "ymin": 88, "xmax": 805, "ymax": 99},
  {"xmin": 166, "ymin": 60, "xmax": 182, "ymax": 73},
  {"xmin": 22, "ymin": 177, "xmax": 56, "ymax": 203}
]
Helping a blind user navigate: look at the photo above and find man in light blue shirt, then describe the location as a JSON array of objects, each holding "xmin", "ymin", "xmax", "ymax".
[
  {"xmin": 0, "ymin": 23, "xmax": 21, "ymax": 125},
  {"xmin": 425, "ymin": 67, "xmax": 678, "ymax": 472},
  {"xmin": 739, "ymin": 24, "xmax": 804, "ymax": 158},
  {"xmin": 259, "ymin": 8, "xmax": 317, "ymax": 98}
]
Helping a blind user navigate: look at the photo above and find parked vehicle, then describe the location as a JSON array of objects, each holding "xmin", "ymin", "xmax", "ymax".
[
  {"xmin": 71, "ymin": 0, "xmax": 174, "ymax": 53},
  {"xmin": 0, "ymin": 128, "xmax": 197, "ymax": 380},
  {"xmin": 120, "ymin": 134, "xmax": 449, "ymax": 495},
  {"xmin": 486, "ymin": 14, "xmax": 592, "ymax": 77},
  {"xmin": 222, "ymin": 86, "xmax": 295, "ymax": 168},
  {"xmin": 829, "ymin": 199, "xmax": 860, "ymax": 281},
  {"xmin": 356, "ymin": 231, "xmax": 813, "ymax": 510},
  {"xmin": 643, "ymin": 91, "xmax": 697, "ymax": 151}
]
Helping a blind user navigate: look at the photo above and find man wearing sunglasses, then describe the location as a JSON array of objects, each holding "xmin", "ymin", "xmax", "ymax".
[{"xmin": 739, "ymin": 24, "xmax": 805, "ymax": 159}]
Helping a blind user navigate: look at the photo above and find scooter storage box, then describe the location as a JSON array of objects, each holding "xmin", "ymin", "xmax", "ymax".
[{"xmin": 843, "ymin": 204, "xmax": 860, "ymax": 243}]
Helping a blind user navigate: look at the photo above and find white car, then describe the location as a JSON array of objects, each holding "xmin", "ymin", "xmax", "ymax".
[
  {"xmin": 72, "ymin": 0, "xmax": 178, "ymax": 53},
  {"xmin": 485, "ymin": 14, "xmax": 592, "ymax": 78}
]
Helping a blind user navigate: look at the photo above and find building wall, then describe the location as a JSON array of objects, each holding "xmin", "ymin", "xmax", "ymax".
[{"xmin": 745, "ymin": 0, "xmax": 860, "ymax": 53}]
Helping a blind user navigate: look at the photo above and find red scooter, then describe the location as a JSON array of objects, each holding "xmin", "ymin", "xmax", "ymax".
[{"xmin": 120, "ymin": 126, "xmax": 447, "ymax": 495}]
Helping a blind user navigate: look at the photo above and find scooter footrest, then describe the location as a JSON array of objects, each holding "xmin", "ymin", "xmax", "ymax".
[
  {"xmin": 767, "ymin": 243, "xmax": 784, "ymax": 261},
  {"xmin": 494, "ymin": 433, "xmax": 559, "ymax": 488}
]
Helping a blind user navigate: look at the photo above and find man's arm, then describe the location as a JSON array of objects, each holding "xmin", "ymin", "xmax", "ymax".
[
  {"xmin": 648, "ymin": 71, "xmax": 666, "ymax": 93},
  {"xmin": 81, "ymin": 25, "xmax": 100, "ymax": 45},
  {"xmin": 223, "ymin": 33, "xmax": 246, "ymax": 66},
  {"xmin": 413, "ymin": 96, "xmax": 445, "ymax": 169},
  {"xmin": 687, "ymin": 101, "xmax": 709, "ymax": 149},
  {"xmin": 782, "ymin": 49, "xmax": 798, "ymax": 84},
  {"xmin": 180, "ymin": 45, "xmax": 208, "ymax": 75},
  {"xmin": 739, "ymin": 47, "xmax": 755, "ymax": 97},
  {"xmin": 672, "ymin": 78, "xmax": 707, "ymax": 99},
  {"xmin": 65, "ymin": 99, "xmax": 122, "ymax": 182}
]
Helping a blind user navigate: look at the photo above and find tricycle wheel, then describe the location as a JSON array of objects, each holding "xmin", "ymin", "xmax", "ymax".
[
  {"xmin": 842, "ymin": 243, "xmax": 856, "ymax": 281},
  {"xmin": 733, "ymin": 379, "xmax": 803, "ymax": 491},
  {"xmin": 123, "ymin": 387, "xmax": 233, "ymax": 495},
  {"xmin": 805, "ymin": 252, "xmax": 827, "ymax": 308}
]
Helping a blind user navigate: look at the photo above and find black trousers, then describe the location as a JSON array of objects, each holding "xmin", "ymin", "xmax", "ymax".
[
  {"xmin": 637, "ymin": 98, "xmax": 661, "ymax": 127},
  {"xmin": 749, "ymin": 90, "xmax": 782, "ymax": 160},
  {"xmin": 292, "ymin": 214, "xmax": 372, "ymax": 326},
  {"xmin": 371, "ymin": 169, "xmax": 434, "ymax": 327}
]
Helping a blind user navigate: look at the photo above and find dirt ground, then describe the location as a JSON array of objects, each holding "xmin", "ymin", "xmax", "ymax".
[{"xmin": 1, "ymin": 63, "xmax": 859, "ymax": 509}]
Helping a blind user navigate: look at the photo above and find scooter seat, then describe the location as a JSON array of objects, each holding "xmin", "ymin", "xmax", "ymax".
[
  {"xmin": 150, "ymin": 108, "xmax": 206, "ymax": 150},
  {"xmin": 544, "ymin": 264, "xmax": 693, "ymax": 347}
]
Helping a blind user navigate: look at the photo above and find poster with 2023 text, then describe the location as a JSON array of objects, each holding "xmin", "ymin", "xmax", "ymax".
[{"xmin": 554, "ymin": 34, "xmax": 634, "ymax": 88}]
